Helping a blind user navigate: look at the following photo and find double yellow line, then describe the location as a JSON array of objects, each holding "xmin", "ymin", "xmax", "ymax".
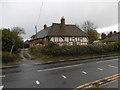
[{"xmin": 73, "ymin": 74, "xmax": 120, "ymax": 90}]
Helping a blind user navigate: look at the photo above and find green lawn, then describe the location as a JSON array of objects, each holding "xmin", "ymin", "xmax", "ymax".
[{"xmin": 23, "ymin": 52, "xmax": 29, "ymax": 59}]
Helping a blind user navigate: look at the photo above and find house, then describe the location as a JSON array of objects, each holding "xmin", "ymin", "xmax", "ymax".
[
  {"xmin": 102, "ymin": 32, "xmax": 120, "ymax": 44},
  {"xmin": 24, "ymin": 40, "xmax": 30, "ymax": 48},
  {"xmin": 30, "ymin": 17, "xmax": 89, "ymax": 47}
]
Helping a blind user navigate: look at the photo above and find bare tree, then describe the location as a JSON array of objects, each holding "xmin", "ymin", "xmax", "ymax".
[
  {"xmin": 12, "ymin": 27, "xmax": 26, "ymax": 35},
  {"xmin": 81, "ymin": 20, "xmax": 97, "ymax": 32},
  {"xmin": 81, "ymin": 21, "xmax": 99, "ymax": 43}
]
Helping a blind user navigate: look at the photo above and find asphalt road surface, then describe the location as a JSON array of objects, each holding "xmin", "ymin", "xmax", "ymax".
[
  {"xmin": 100, "ymin": 79, "xmax": 119, "ymax": 88},
  {"xmin": 1, "ymin": 55, "xmax": 119, "ymax": 89}
]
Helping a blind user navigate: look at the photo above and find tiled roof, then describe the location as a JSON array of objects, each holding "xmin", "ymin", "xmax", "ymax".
[
  {"xmin": 102, "ymin": 32, "xmax": 120, "ymax": 42},
  {"xmin": 48, "ymin": 23, "xmax": 88, "ymax": 36},
  {"xmin": 36, "ymin": 27, "xmax": 51, "ymax": 39},
  {"xmin": 34, "ymin": 23, "xmax": 88, "ymax": 39}
]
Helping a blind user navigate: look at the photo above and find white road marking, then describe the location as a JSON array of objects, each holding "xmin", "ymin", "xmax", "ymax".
[
  {"xmin": 0, "ymin": 75, "xmax": 5, "ymax": 78},
  {"xmin": 108, "ymin": 65, "xmax": 118, "ymax": 68},
  {"xmin": 37, "ymin": 64, "xmax": 82, "ymax": 72},
  {"xmin": 0, "ymin": 85, "xmax": 4, "ymax": 90},
  {"xmin": 98, "ymin": 68, "xmax": 103, "ymax": 71},
  {"xmin": 82, "ymin": 71, "xmax": 87, "ymax": 74},
  {"xmin": 96, "ymin": 59, "xmax": 118, "ymax": 63},
  {"xmin": 36, "ymin": 80, "xmax": 40, "ymax": 85},
  {"xmin": 62, "ymin": 75, "xmax": 67, "ymax": 78}
]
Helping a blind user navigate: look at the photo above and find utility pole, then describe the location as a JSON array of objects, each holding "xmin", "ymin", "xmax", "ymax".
[
  {"xmin": 10, "ymin": 41, "xmax": 15, "ymax": 55},
  {"xmin": 35, "ymin": 25, "xmax": 37, "ymax": 39}
]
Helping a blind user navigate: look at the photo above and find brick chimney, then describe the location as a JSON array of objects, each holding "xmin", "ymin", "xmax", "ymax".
[
  {"xmin": 44, "ymin": 24, "xmax": 47, "ymax": 29},
  {"xmin": 60, "ymin": 16, "xmax": 65, "ymax": 30}
]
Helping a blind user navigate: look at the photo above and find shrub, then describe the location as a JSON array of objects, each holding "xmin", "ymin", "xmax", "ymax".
[
  {"xmin": 116, "ymin": 41, "xmax": 120, "ymax": 52},
  {"xmin": 45, "ymin": 41, "xmax": 58, "ymax": 48},
  {"xmin": 40, "ymin": 42, "xmax": 59, "ymax": 56},
  {"xmin": 2, "ymin": 52, "xmax": 18, "ymax": 63},
  {"xmin": 30, "ymin": 41, "xmax": 120, "ymax": 56},
  {"xmin": 89, "ymin": 45, "xmax": 103, "ymax": 54}
]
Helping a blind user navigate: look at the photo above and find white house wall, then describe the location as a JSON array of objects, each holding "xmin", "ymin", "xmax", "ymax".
[
  {"xmin": 49, "ymin": 36, "xmax": 88, "ymax": 45},
  {"xmin": 81, "ymin": 37, "xmax": 88, "ymax": 42},
  {"xmin": 50, "ymin": 37, "xmax": 54, "ymax": 42}
]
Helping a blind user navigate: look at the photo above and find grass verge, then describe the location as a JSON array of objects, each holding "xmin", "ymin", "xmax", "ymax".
[
  {"xmin": 30, "ymin": 50, "xmax": 119, "ymax": 62},
  {"xmin": 23, "ymin": 52, "xmax": 29, "ymax": 59}
]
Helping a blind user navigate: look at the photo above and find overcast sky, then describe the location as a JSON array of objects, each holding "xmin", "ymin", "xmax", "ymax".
[{"xmin": 0, "ymin": 0, "xmax": 119, "ymax": 40}]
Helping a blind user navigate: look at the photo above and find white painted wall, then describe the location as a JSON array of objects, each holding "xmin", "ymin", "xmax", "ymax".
[{"xmin": 50, "ymin": 36, "xmax": 88, "ymax": 45}]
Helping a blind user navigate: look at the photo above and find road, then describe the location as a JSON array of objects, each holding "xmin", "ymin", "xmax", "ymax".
[
  {"xmin": 100, "ymin": 79, "xmax": 119, "ymax": 88},
  {"xmin": 1, "ymin": 55, "xmax": 119, "ymax": 89}
]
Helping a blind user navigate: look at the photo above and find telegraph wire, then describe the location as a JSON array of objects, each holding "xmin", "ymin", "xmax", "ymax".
[
  {"xmin": 36, "ymin": 0, "xmax": 44, "ymax": 26},
  {"xmin": 35, "ymin": 0, "xmax": 44, "ymax": 38}
]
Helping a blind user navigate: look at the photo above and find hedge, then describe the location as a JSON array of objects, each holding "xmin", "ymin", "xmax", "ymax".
[{"xmin": 30, "ymin": 41, "xmax": 120, "ymax": 56}]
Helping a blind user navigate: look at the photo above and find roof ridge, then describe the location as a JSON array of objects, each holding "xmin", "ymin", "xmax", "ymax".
[
  {"xmin": 52, "ymin": 23, "xmax": 76, "ymax": 26},
  {"xmin": 37, "ymin": 26, "xmax": 51, "ymax": 32}
]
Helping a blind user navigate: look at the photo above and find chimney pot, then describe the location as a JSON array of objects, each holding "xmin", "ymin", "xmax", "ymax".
[
  {"xmin": 44, "ymin": 24, "xmax": 47, "ymax": 29},
  {"xmin": 60, "ymin": 16, "xmax": 65, "ymax": 30}
]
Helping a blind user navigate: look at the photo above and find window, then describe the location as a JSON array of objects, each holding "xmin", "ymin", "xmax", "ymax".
[{"xmin": 73, "ymin": 42, "xmax": 77, "ymax": 45}]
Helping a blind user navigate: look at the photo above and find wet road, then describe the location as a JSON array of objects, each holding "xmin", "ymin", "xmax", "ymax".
[
  {"xmin": 100, "ymin": 79, "xmax": 119, "ymax": 88},
  {"xmin": 1, "ymin": 55, "xmax": 119, "ymax": 88}
]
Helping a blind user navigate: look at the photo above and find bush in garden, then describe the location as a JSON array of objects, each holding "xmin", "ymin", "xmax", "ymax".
[
  {"xmin": 116, "ymin": 41, "xmax": 120, "ymax": 52},
  {"xmin": 91, "ymin": 45, "xmax": 104, "ymax": 54},
  {"xmin": 103, "ymin": 43, "xmax": 115, "ymax": 53},
  {"xmin": 45, "ymin": 41, "xmax": 58, "ymax": 48},
  {"xmin": 2, "ymin": 52, "xmax": 18, "ymax": 63},
  {"xmin": 40, "ymin": 42, "xmax": 59, "ymax": 55}
]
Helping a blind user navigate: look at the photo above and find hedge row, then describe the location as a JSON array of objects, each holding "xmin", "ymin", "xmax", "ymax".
[{"xmin": 30, "ymin": 42, "xmax": 120, "ymax": 56}]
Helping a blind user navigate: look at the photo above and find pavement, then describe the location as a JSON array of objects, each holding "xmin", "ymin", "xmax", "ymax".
[{"xmin": 1, "ymin": 54, "xmax": 119, "ymax": 89}]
